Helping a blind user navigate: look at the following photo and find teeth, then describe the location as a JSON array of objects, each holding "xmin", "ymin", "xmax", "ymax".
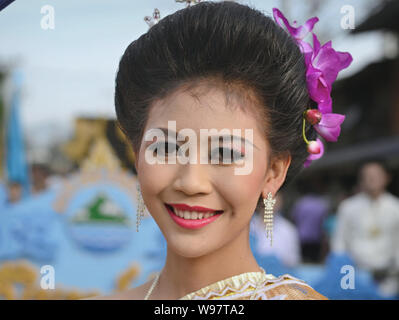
[
  {"xmin": 174, "ymin": 209, "xmax": 216, "ymax": 220},
  {"xmin": 184, "ymin": 211, "xmax": 191, "ymax": 219}
]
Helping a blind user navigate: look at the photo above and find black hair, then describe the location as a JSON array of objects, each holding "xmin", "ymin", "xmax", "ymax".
[{"xmin": 115, "ymin": 1, "xmax": 316, "ymax": 190}]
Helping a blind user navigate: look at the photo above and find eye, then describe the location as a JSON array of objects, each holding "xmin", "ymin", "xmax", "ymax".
[
  {"xmin": 210, "ymin": 147, "xmax": 245, "ymax": 164},
  {"xmin": 152, "ymin": 141, "xmax": 179, "ymax": 157}
]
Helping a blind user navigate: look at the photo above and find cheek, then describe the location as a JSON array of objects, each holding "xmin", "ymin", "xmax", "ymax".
[
  {"xmin": 222, "ymin": 175, "xmax": 261, "ymax": 203},
  {"xmin": 139, "ymin": 163, "xmax": 167, "ymax": 190},
  {"xmin": 137, "ymin": 156, "xmax": 178, "ymax": 207},
  {"xmin": 376, "ymin": 177, "xmax": 387, "ymax": 188},
  {"xmin": 366, "ymin": 175, "xmax": 382, "ymax": 189},
  {"xmin": 216, "ymin": 160, "xmax": 266, "ymax": 215}
]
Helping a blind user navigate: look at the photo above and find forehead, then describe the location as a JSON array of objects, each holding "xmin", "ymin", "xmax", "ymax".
[
  {"xmin": 145, "ymin": 80, "xmax": 266, "ymax": 135},
  {"xmin": 361, "ymin": 163, "xmax": 386, "ymax": 176}
]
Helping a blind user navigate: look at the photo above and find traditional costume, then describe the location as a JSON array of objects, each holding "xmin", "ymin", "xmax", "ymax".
[{"xmin": 179, "ymin": 270, "xmax": 328, "ymax": 300}]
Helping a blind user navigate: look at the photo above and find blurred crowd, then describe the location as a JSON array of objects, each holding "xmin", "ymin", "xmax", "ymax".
[
  {"xmin": 1, "ymin": 163, "xmax": 52, "ymax": 205},
  {"xmin": 250, "ymin": 160, "xmax": 399, "ymax": 298}
]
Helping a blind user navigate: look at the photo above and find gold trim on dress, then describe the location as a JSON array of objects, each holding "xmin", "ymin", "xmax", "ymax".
[{"xmin": 179, "ymin": 271, "xmax": 328, "ymax": 300}]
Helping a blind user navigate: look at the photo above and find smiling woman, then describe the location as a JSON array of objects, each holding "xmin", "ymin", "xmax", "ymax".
[{"xmin": 91, "ymin": 1, "xmax": 333, "ymax": 300}]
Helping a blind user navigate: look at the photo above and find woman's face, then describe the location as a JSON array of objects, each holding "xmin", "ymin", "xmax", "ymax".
[{"xmin": 136, "ymin": 82, "xmax": 288, "ymax": 258}]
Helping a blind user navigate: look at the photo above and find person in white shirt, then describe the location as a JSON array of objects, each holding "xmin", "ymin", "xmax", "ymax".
[{"xmin": 332, "ymin": 161, "xmax": 399, "ymax": 297}]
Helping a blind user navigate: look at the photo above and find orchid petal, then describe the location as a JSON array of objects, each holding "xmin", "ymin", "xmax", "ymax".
[
  {"xmin": 299, "ymin": 40, "xmax": 314, "ymax": 57},
  {"xmin": 314, "ymin": 123, "xmax": 341, "ymax": 142},
  {"xmin": 336, "ymin": 51, "xmax": 353, "ymax": 70},
  {"xmin": 273, "ymin": 8, "xmax": 296, "ymax": 34},
  {"xmin": 314, "ymin": 113, "xmax": 345, "ymax": 142},
  {"xmin": 311, "ymin": 40, "xmax": 353, "ymax": 88},
  {"xmin": 323, "ymin": 40, "xmax": 332, "ymax": 49},
  {"xmin": 318, "ymin": 75, "xmax": 328, "ymax": 88},
  {"xmin": 273, "ymin": 8, "xmax": 318, "ymax": 40},
  {"xmin": 319, "ymin": 113, "xmax": 345, "ymax": 127},
  {"xmin": 306, "ymin": 68, "xmax": 331, "ymax": 104},
  {"xmin": 312, "ymin": 33, "xmax": 321, "ymax": 56},
  {"xmin": 317, "ymin": 97, "xmax": 332, "ymax": 114},
  {"xmin": 302, "ymin": 17, "xmax": 319, "ymax": 35},
  {"xmin": 303, "ymin": 159, "xmax": 312, "ymax": 168},
  {"xmin": 314, "ymin": 48, "xmax": 343, "ymax": 86},
  {"xmin": 294, "ymin": 16, "xmax": 319, "ymax": 39}
]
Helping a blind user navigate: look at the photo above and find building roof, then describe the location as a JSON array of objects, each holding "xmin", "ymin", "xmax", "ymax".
[{"xmin": 352, "ymin": 0, "xmax": 399, "ymax": 34}]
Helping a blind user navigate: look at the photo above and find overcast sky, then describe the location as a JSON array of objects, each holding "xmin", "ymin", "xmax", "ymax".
[{"xmin": 0, "ymin": 0, "xmax": 387, "ymax": 152}]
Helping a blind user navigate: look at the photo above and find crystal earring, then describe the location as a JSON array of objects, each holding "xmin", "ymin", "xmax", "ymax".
[
  {"xmin": 136, "ymin": 183, "xmax": 146, "ymax": 232},
  {"xmin": 263, "ymin": 192, "xmax": 276, "ymax": 247}
]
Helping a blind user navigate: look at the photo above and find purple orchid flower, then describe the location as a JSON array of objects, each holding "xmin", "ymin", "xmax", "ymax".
[
  {"xmin": 273, "ymin": 8, "xmax": 353, "ymax": 167},
  {"xmin": 272, "ymin": 8, "xmax": 318, "ymax": 55},
  {"xmin": 305, "ymin": 109, "xmax": 346, "ymax": 142},
  {"xmin": 314, "ymin": 113, "xmax": 346, "ymax": 142},
  {"xmin": 304, "ymin": 138, "xmax": 324, "ymax": 168},
  {"xmin": 305, "ymin": 33, "xmax": 353, "ymax": 113}
]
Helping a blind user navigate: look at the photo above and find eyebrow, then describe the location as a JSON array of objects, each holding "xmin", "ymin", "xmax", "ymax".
[{"xmin": 152, "ymin": 127, "xmax": 259, "ymax": 150}]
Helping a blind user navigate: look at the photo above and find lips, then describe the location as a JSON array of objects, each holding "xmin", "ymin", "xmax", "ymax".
[
  {"xmin": 167, "ymin": 203, "xmax": 223, "ymax": 213},
  {"xmin": 165, "ymin": 203, "xmax": 223, "ymax": 229}
]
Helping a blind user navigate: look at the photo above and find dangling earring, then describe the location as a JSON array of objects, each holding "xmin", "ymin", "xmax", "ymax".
[
  {"xmin": 263, "ymin": 192, "xmax": 276, "ymax": 247},
  {"xmin": 136, "ymin": 183, "xmax": 146, "ymax": 232}
]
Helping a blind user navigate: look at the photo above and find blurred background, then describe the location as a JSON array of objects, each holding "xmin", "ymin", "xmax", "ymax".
[{"xmin": 0, "ymin": 0, "xmax": 398, "ymax": 300}]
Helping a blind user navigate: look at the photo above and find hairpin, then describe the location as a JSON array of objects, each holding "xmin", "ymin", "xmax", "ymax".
[{"xmin": 144, "ymin": 8, "xmax": 161, "ymax": 28}]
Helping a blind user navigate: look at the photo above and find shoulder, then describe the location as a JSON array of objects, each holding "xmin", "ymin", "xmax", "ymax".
[
  {"xmin": 383, "ymin": 192, "xmax": 399, "ymax": 207},
  {"xmin": 82, "ymin": 281, "xmax": 152, "ymax": 300},
  {"xmin": 262, "ymin": 274, "xmax": 328, "ymax": 300}
]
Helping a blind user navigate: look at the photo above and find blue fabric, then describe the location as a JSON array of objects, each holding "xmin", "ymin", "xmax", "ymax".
[
  {"xmin": 0, "ymin": 182, "xmax": 167, "ymax": 295},
  {"xmin": 312, "ymin": 252, "xmax": 390, "ymax": 300},
  {"xmin": 5, "ymin": 71, "xmax": 30, "ymax": 198},
  {"xmin": 0, "ymin": 183, "xmax": 6, "ymax": 208}
]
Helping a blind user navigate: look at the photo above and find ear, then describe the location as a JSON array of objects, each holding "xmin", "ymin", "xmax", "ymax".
[{"xmin": 261, "ymin": 152, "xmax": 291, "ymax": 198}]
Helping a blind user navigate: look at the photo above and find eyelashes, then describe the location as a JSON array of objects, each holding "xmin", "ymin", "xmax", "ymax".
[
  {"xmin": 150, "ymin": 140, "xmax": 245, "ymax": 164},
  {"xmin": 210, "ymin": 147, "xmax": 245, "ymax": 164},
  {"xmin": 151, "ymin": 141, "xmax": 179, "ymax": 157}
]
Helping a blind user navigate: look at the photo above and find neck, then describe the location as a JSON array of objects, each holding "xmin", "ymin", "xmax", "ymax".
[
  {"xmin": 366, "ymin": 190, "xmax": 384, "ymax": 200},
  {"xmin": 154, "ymin": 226, "xmax": 261, "ymax": 299}
]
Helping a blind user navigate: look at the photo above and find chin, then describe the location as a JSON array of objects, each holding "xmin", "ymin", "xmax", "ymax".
[{"xmin": 166, "ymin": 234, "xmax": 222, "ymax": 258}]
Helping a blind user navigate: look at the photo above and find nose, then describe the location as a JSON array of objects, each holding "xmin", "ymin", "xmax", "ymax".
[{"xmin": 172, "ymin": 163, "xmax": 213, "ymax": 196}]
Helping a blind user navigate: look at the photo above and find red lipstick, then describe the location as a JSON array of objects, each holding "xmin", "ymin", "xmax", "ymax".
[
  {"xmin": 167, "ymin": 203, "xmax": 223, "ymax": 213},
  {"xmin": 164, "ymin": 203, "xmax": 223, "ymax": 229}
]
